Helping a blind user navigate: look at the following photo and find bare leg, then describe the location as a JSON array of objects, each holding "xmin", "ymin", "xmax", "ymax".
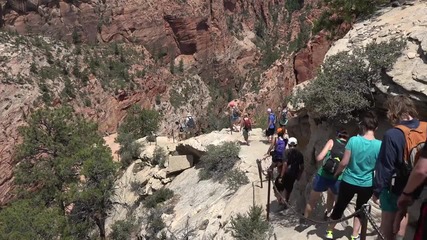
[
  {"xmin": 353, "ymin": 216, "xmax": 361, "ymax": 237},
  {"xmin": 326, "ymin": 189, "xmax": 336, "ymax": 215},
  {"xmin": 397, "ymin": 213, "xmax": 408, "ymax": 238},
  {"xmin": 304, "ymin": 190, "xmax": 322, "ymax": 218},
  {"xmin": 380, "ymin": 211, "xmax": 396, "ymax": 240}
]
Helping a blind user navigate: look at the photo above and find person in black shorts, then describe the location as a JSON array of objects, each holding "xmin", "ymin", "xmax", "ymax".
[
  {"xmin": 265, "ymin": 108, "xmax": 276, "ymax": 143},
  {"xmin": 276, "ymin": 137, "xmax": 304, "ymax": 204}
]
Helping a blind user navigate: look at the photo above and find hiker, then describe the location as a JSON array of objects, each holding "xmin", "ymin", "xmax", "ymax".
[
  {"xmin": 185, "ymin": 113, "xmax": 196, "ymax": 137},
  {"xmin": 175, "ymin": 121, "xmax": 185, "ymax": 141},
  {"xmin": 396, "ymin": 139, "xmax": 427, "ymax": 240},
  {"xmin": 266, "ymin": 108, "xmax": 276, "ymax": 143},
  {"xmin": 326, "ymin": 111, "xmax": 382, "ymax": 240},
  {"xmin": 279, "ymin": 105, "xmax": 289, "ymax": 128},
  {"xmin": 240, "ymin": 113, "xmax": 252, "ymax": 145},
  {"xmin": 276, "ymin": 137, "xmax": 304, "ymax": 205},
  {"xmin": 230, "ymin": 105, "xmax": 240, "ymax": 132},
  {"xmin": 373, "ymin": 95, "xmax": 426, "ymax": 240},
  {"xmin": 265, "ymin": 128, "xmax": 288, "ymax": 203},
  {"xmin": 265, "ymin": 128, "xmax": 288, "ymax": 172},
  {"xmin": 303, "ymin": 129, "xmax": 349, "ymax": 222}
]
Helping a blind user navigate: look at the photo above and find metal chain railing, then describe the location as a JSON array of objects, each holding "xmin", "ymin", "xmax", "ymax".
[
  {"xmin": 271, "ymin": 179, "xmax": 365, "ymax": 225},
  {"xmin": 363, "ymin": 204, "xmax": 386, "ymax": 240},
  {"xmin": 255, "ymin": 158, "xmax": 387, "ymax": 240},
  {"xmin": 270, "ymin": 180, "xmax": 386, "ymax": 240}
]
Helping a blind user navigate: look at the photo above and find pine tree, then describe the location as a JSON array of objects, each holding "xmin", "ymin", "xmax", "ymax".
[{"xmin": 1, "ymin": 106, "xmax": 118, "ymax": 239}]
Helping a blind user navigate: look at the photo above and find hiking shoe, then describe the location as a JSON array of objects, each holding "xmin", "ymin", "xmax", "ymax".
[
  {"xmin": 325, "ymin": 230, "xmax": 334, "ymax": 239},
  {"xmin": 350, "ymin": 235, "xmax": 360, "ymax": 240},
  {"xmin": 299, "ymin": 218, "xmax": 310, "ymax": 228}
]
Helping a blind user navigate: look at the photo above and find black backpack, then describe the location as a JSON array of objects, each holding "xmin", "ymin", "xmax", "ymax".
[
  {"xmin": 186, "ymin": 117, "xmax": 195, "ymax": 128},
  {"xmin": 322, "ymin": 139, "xmax": 346, "ymax": 175}
]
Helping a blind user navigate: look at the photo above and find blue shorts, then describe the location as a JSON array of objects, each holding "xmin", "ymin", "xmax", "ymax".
[{"xmin": 312, "ymin": 174, "xmax": 340, "ymax": 195}]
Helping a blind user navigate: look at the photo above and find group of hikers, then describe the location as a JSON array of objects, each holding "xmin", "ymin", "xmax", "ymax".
[
  {"xmin": 230, "ymin": 103, "xmax": 290, "ymax": 146},
  {"xmin": 264, "ymin": 95, "xmax": 427, "ymax": 240},
  {"xmin": 175, "ymin": 113, "xmax": 197, "ymax": 141}
]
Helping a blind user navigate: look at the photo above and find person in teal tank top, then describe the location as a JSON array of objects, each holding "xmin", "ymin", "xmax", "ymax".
[
  {"xmin": 326, "ymin": 111, "xmax": 382, "ymax": 240},
  {"xmin": 303, "ymin": 130, "xmax": 349, "ymax": 222}
]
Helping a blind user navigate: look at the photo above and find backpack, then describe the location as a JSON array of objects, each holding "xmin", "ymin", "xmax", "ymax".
[
  {"xmin": 186, "ymin": 116, "xmax": 195, "ymax": 128},
  {"xmin": 322, "ymin": 139, "xmax": 346, "ymax": 175},
  {"xmin": 279, "ymin": 110, "xmax": 288, "ymax": 126},
  {"xmin": 274, "ymin": 137, "xmax": 286, "ymax": 160},
  {"xmin": 243, "ymin": 117, "xmax": 252, "ymax": 130},
  {"xmin": 391, "ymin": 121, "xmax": 427, "ymax": 196},
  {"xmin": 232, "ymin": 108, "xmax": 240, "ymax": 119}
]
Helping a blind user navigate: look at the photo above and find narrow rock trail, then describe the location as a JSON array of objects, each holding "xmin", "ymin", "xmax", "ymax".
[{"xmin": 235, "ymin": 129, "xmax": 376, "ymax": 240}]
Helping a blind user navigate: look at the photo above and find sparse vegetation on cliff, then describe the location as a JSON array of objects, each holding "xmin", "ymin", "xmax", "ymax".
[
  {"xmin": 292, "ymin": 38, "xmax": 405, "ymax": 121},
  {"xmin": 117, "ymin": 105, "xmax": 160, "ymax": 168},
  {"xmin": 313, "ymin": 0, "xmax": 389, "ymax": 36},
  {"xmin": 198, "ymin": 142, "xmax": 242, "ymax": 182},
  {"xmin": 0, "ymin": 107, "xmax": 118, "ymax": 239},
  {"xmin": 230, "ymin": 205, "xmax": 272, "ymax": 240}
]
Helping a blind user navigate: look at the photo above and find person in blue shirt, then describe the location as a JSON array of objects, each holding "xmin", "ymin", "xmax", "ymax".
[
  {"xmin": 326, "ymin": 111, "xmax": 382, "ymax": 240},
  {"xmin": 373, "ymin": 95, "xmax": 421, "ymax": 240},
  {"xmin": 266, "ymin": 108, "xmax": 276, "ymax": 143}
]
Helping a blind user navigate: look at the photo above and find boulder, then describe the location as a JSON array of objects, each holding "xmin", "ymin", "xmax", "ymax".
[{"xmin": 166, "ymin": 155, "xmax": 194, "ymax": 173}]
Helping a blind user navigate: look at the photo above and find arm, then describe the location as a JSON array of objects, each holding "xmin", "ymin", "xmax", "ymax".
[
  {"xmin": 280, "ymin": 162, "xmax": 288, "ymax": 178},
  {"xmin": 266, "ymin": 138, "xmax": 276, "ymax": 155},
  {"xmin": 402, "ymin": 157, "xmax": 427, "ymax": 196},
  {"xmin": 397, "ymin": 156, "xmax": 427, "ymax": 214},
  {"xmin": 373, "ymin": 130, "xmax": 402, "ymax": 198},
  {"xmin": 334, "ymin": 149, "xmax": 351, "ymax": 178},
  {"xmin": 316, "ymin": 139, "xmax": 333, "ymax": 162}
]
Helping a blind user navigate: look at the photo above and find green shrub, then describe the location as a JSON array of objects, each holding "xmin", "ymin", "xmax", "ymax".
[
  {"xmin": 292, "ymin": 38, "xmax": 405, "ymax": 122},
  {"xmin": 117, "ymin": 105, "xmax": 159, "ymax": 168},
  {"xmin": 198, "ymin": 142, "xmax": 240, "ymax": 181},
  {"xmin": 226, "ymin": 169, "xmax": 250, "ymax": 191},
  {"xmin": 146, "ymin": 208, "xmax": 166, "ymax": 238},
  {"xmin": 230, "ymin": 205, "xmax": 271, "ymax": 240},
  {"xmin": 313, "ymin": 0, "xmax": 388, "ymax": 34},
  {"xmin": 110, "ymin": 219, "xmax": 137, "ymax": 240},
  {"xmin": 144, "ymin": 188, "xmax": 174, "ymax": 209},
  {"xmin": 117, "ymin": 133, "xmax": 143, "ymax": 168},
  {"xmin": 152, "ymin": 146, "xmax": 167, "ymax": 168},
  {"xmin": 285, "ymin": 0, "xmax": 304, "ymax": 14}
]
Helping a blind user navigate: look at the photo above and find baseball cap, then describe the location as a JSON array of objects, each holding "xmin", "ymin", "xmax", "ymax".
[
  {"xmin": 277, "ymin": 128, "xmax": 284, "ymax": 134},
  {"xmin": 267, "ymin": 108, "xmax": 272, "ymax": 112},
  {"xmin": 288, "ymin": 137, "xmax": 298, "ymax": 146}
]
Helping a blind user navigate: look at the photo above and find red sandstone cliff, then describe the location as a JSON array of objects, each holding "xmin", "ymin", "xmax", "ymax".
[{"xmin": 0, "ymin": 0, "xmax": 334, "ymax": 204}]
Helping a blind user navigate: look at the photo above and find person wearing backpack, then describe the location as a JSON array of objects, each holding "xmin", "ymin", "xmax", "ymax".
[
  {"xmin": 240, "ymin": 113, "xmax": 252, "ymax": 145},
  {"xmin": 303, "ymin": 130, "xmax": 349, "ymax": 223},
  {"xmin": 265, "ymin": 128, "xmax": 288, "ymax": 204},
  {"xmin": 230, "ymin": 106, "xmax": 240, "ymax": 132},
  {"xmin": 326, "ymin": 111, "xmax": 382, "ymax": 240},
  {"xmin": 279, "ymin": 106, "xmax": 289, "ymax": 128},
  {"xmin": 373, "ymin": 95, "xmax": 425, "ymax": 240},
  {"xmin": 276, "ymin": 137, "xmax": 304, "ymax": 205},
  {"xmin": 396, "ymin": 140, "xmax": 427, "ymax": 240},
  {"xmin": 185, "ymin": 114, "xmax": 196, "ymax": 137},
  {"xmin": 266, "ymin": 108, "xmax": 276, "ymax": 143}
]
